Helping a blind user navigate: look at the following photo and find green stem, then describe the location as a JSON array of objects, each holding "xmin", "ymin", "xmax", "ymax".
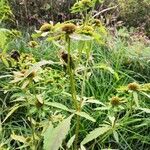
[
  {"xmin": 66, "ymin": 35, "xmax": 80, "ymax": 149},
  {"xmin": 67, "ymin": 36, "xmax": 78, "ymax": 110}
]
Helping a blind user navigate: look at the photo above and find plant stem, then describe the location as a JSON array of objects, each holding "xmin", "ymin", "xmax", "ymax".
[
  {"xmin": 67, "ymin": 36, "xmax": 78, "ymax": 110},
  {"xmin": 66, "ymin": 35, "xmax": 80, "ymax": 149}
]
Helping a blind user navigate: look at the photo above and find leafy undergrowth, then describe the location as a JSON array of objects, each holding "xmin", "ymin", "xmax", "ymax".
[{"xmin": 0, "ymin": 0, "xmax": 150, "ymax": 150}]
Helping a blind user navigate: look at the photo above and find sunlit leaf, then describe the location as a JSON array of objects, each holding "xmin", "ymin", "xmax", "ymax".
[
  {"xmin": 70, "ymin": 33, "xmax": 93, "ymax": 41},
  {"xmin": 11, "ymin": 133, "xmax": 26, "ymax": 144},
  {"xmin": 94, "ymin": 106, "xmax": 110, "ymax": 111},
  {"xmin": 80, "ymin": 144, "xmax": 86, "ymax": 150},
  {"xmin": 43, "ymin": 115, "xmax": 73, "ymax": 150},
  {"xmin": 67, "ymin": 134, "xmax": 76, "ymax": 149},
  {"xmin": 81, "ymin": 126, "xmax": 110, "ymax": 145},
  {"xmin": 45, "ymin": 102, "xmax": 72, "ymax": 112},
  {"xmin": 113, "ymin": 130, "xmax": 119, "ymax": 143},
  {"xmin": 21, "ymin": 80, "xmax": 30, "ymax": 89},
  {"xmin": 24, "ymin": 60, "xmax": 55, "ymax": 78},
  {"xmin": 86, "ymin": 99, "xmax": 105, "ymax": 106},
  {"xmin": 75, "ymin": 111, "xmax": 96, "ymax": 122},
  {"xmin": 36, "ymin": 94, "xmax": 44, "ymax": 104},
  {"xmin": 138, "ymin": 108, "xmax": 150, "ymax": 113}
]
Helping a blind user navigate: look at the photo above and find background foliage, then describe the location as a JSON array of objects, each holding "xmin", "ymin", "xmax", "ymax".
[{"xmin": 6, "ymin": 0, "xmax": 150, "ymax": 37}]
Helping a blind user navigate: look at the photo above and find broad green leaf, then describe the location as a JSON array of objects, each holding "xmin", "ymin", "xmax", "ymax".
[
  {"xmin": 45, "ymin": 102, "xmax": 71, "ymax": 112},
  {"xmin": 75, "ymin": 111, "xmax": 96, "ymax": 122},
  {"xmin": 81, "ymin": 126, "xmax": 110, "ymax": 145},
  {"xmin": 67, "ymin": 135, "xmax": 76, "ymax": 149},
  {"xmin": 24, "ymin": 60, "xmax": 56, "ymax": 78},
  {"xmin": 80, "ymin": 144, "xmax": 86, "ymax": 150},
  {"xmin": 43, "ymin": 115, "xmax": 73, "ymax": 150}
]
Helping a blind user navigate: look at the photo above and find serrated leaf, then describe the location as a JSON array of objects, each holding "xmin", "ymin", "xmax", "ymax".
[
  {"xmin": 43, "ymin": 115, "xmax": 73, "ymax": 150},
  {"xmin": 75, "ymin": 111, "xmax": 96, "ymax": 122},
  {"xmin": 67, "ymin": 135, "xmax": 75, "ymax": 149},
  {"xmin": 81, "ymin": 126, "xmax": 110, "ymax": 145}
]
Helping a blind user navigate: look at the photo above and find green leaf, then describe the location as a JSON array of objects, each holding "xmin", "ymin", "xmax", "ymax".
[
  {"xmin": 0, "ymin": 28, "xmax": 11, "ymax": 50},
  {"xmin": 138, "ymin": 108, "xmax": 150, "ymax": 113},
  {"xmin": 80, "ymin": 144, "xmax": 86, "ymax": 150},
  {"xmin": 113, "ymin": 130, "xmax": 119, "ymax": 143},
  {"xmin": 94, "ymin": 64, "xmax": 119, "ymax": 80},
  {"xmin": 67, "ymin": 135, "xmax": 76, "ymax": 149},
  {"xmin": 75, "ymin": 111, "xmax": 96, "ymax": 122},
  {"xmin": 69, "ymin": 33, "xmax": 93, "ymax": 41},
  {"xmin": 2, "ymin": 104, "xmax": 20, "ymax": 123},
  {"xmin": 94, "ymin": 106, "xmax": 110, "ymax": 111},
  {"xmin": 43, "ymin": 115, "xmax": 73, "ymax": 150},
  {"xmin": 81, "ymin": 126, "xmax": 110, "ymax": 145},
  {"xmin": 24, "ymin": 60, "xmax": 56, "ymax": 78},
  {"xmin": 0, "ymin": 74, "xmax": 12, "ymax": 79},
  {"xmin": 108, "ymin": 116, "xmax": 116, "ymax": 127},
  {"xmin": 86, "ymin": 99, "xmax": 105, "ymax": 106},
  {"xmin": 21, "ymin": 80, "xmax": 30, "ymax": 89},
  {"xmin": 141, "ymin": 92, "xmax": 150, "ymax": 98},
  {"xmin": 1, "ymin": 55, "xmax": 9, "ymax": 67},
  {"xmin": 45, "ymin": 102, "xmax": 72, "ymax": 112},
  {"xmin": 11, "ymin": 133, "xmax": 26, "ymax": 144}
]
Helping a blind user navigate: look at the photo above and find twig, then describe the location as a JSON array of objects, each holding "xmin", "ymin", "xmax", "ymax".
[{"xmin": 92, "ymin": 5, "xmax": 118, "ymax": 18}]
